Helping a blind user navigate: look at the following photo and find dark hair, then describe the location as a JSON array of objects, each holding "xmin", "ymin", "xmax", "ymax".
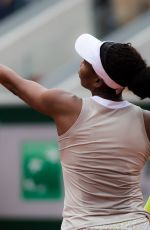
[{"xmin": 101, "ymin": 42, "xmax": 150, "ymax": 99}]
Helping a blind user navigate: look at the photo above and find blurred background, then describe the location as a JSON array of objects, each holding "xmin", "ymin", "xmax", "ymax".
[{"xmin": 0, "ymin": 0, "xmax": 150, "ymax": 229}]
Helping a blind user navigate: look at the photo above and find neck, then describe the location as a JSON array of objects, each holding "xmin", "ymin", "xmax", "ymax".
[{"xmin": 92, "ymin": 88, "xmax": 123, "ymax": 102}]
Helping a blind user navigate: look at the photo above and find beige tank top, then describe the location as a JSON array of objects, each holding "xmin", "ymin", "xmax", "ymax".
[{"xmin": 59, "ymin": 96, "xmax": 150, "ymax": 230}]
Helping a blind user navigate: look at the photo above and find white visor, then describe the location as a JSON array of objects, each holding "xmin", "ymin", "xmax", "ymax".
[{"xmin": 75, "ymin": 33, "xmax": 123, "ymax": 90}]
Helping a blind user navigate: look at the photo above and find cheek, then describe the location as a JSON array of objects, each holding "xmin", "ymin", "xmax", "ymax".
[
  {"xmin": 79, "ymin": 68, "xmax": 91, "ymax": 88},
  {"xmin": 79, "ymin": 68, "xmax": 87, "ymax": 83},
  {"xmin": 79, "ymin": 65, "xmax": 88, "ymax": 79}
]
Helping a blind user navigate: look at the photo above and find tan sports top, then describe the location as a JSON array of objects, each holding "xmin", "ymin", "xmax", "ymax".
[{"xmin": 59, "ymin": 96, "xmax": 150, "ymax": 230}]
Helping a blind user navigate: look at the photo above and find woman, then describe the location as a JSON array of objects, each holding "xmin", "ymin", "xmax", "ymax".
[{"xmin": 0, "ymin": 34, "xmax": 150, "ymax": 229}]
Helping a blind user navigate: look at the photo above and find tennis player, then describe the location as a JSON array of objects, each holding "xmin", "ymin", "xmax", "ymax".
[{"xmin": 0, "ymin": 34, "xmax": 150, "ymax": 230}]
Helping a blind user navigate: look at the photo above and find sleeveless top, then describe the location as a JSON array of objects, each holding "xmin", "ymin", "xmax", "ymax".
[{"xmin": 58, "ymin": 96, "xmax": 150, "ymax": 230}]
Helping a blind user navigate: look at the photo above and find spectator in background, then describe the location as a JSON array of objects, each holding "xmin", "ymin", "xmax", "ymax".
[{"xmin": 0, "ymin": 0, "xmax": 29, "ymax": 20}]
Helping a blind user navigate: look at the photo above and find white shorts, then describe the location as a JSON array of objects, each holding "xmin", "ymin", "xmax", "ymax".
[{"xmin": 79, "ymin": 217, "xmax": 150, "ymax": 230}]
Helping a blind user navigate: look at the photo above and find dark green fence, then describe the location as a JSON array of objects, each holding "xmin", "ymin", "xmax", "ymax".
[{"xmin": 0, "ymin": 219, "xmax": 62, "ymax": 230}]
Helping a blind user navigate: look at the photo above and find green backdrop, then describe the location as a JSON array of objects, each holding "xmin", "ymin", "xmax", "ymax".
[{"xmin": 0, "ymin": 105, "xmax": 62, "ymax": 230}]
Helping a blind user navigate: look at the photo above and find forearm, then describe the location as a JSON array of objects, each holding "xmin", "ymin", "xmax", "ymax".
[
  {"xmin": 0, "ymin": 65, "xmax": 23, "ymax": 94},
  {"xmin": 0, "ymin": 65, "xmax": 47, "ymax": 112}
]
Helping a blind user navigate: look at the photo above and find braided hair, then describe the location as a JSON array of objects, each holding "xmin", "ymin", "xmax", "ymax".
[{"xmin": 101, "ymin": 43, "xmax": 150, "ymax": 99}]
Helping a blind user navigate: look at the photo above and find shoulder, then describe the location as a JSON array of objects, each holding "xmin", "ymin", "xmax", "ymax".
[
  {"xmin": 41, "ymin": 88, "xmax": 81, "ymax": 107},
  {"xmin": 131, "ymin": 104, "xmax": 150, "ymax": 127},
  {"xmin": 41, "ymin": 89, "xmax": 83, "ymax": 136},
  {"xmin": 41, "ymin": 88, "xmax": 82, "ymax": 117},
  {"xmin": 142, "ymin": 109, "xmax": 150, "ymax": 142},
  {"xmin": 143, "ymin": 109, "xmax": 150, "ymax": 124}
]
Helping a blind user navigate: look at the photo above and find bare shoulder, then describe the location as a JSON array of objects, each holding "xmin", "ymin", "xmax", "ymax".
[
  {"xmin": 143, "ymin": 110, "xmax": 150, "ymax": 121},
  {"xmin": 41, "ymin": 88, "xmax": 83, "ymax": 135},
  {"xmin": 42, "ymin": 88, "xmax": 79, "ymax": 101},
  {"xmin": 143, "ymin": 110, "xmax": 150, "ymax": 141},
  {"xmin": 41, "ymin": 88, "xmax": 82, "ymax": 117}
]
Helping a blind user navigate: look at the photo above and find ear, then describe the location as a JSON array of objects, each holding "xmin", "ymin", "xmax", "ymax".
[{"xmin": 93, "ymin": 77, "xmax": 104, "ymax": 88}]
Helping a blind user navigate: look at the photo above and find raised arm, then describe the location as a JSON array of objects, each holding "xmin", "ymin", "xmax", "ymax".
[{"xmin": 0, "ymin": 65, "xmax": 82, "ymax": 122}]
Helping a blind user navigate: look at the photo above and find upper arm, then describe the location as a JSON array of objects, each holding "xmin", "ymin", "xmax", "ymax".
[
  {"xmin": 0, "ymin": 65, "xmax": 82, "ymax": 119},
  {"xmin": 15, "ymin": 81, "xmax": 81, "ymax": 118},
  {"xmin": 8, "ymin": 80, "xmax": 81, "ymax": 118},
  {"xmin": 40, "ymin": 88, "xmax": 82, "ymax": 117}
]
